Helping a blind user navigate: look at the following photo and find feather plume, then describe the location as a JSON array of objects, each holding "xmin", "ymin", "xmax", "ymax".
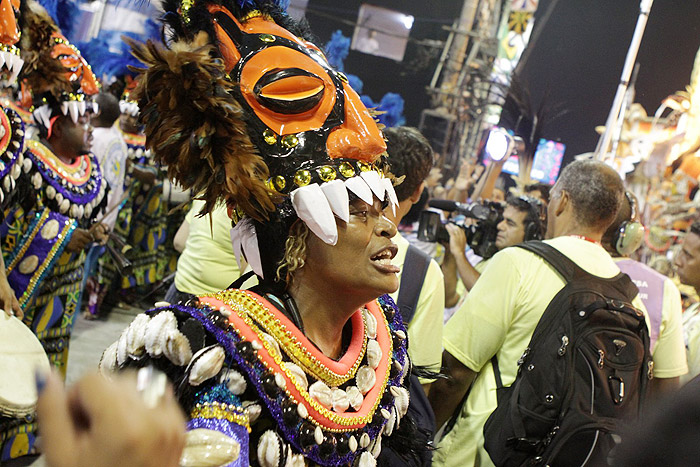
[
  {"xmin": 125, "ymin": 33, "xmax": 274, "ymax": 220},
  {"xmin": 19, "ymin": 0, "xmax": 71, "ymax": 97},
  {"xmin": 499, "ymin": 75, "xmax": 566, "ymax": 189}
]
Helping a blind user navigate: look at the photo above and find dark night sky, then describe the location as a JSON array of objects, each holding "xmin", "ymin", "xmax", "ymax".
[{"xmin": 304, "ymin": 0, "xmax": 700, "ymax": 166}]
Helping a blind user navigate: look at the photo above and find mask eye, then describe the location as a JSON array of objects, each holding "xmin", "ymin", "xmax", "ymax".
[{"xmin": 254, "ymin": 68, "xmax": 325, "ymax": 114}]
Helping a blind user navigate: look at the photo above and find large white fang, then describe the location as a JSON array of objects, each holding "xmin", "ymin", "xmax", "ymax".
[
  {"xmin": 382, "ymin": 177, "xmax": 398, "ymax": 216},
  {"xmin": 291, "ymin": 183, "xmax": 338, "ymax": 245},
  {"xmin": 360, "ymin": 171, "xmax": 385, "ymax": 201},
  {"xmin": 229, "ymin": 218, "xmax": 263, "ymax": 278},
  {"xmin": 320, "ymin": 179, "xmax": 350, "ymax": 223},
  {"xmin": 345, "ymin": 176, "xmax": 373, "ymax": 205},
  {"xmin": 33, "ymin": 104, "xmax": 52, "ymax": 130},
  {"xmin": 69, "ymin": 101, "xmax": 80, "ymax": 124}
]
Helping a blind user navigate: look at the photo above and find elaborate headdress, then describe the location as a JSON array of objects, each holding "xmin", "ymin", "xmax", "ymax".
[
  {"xmin": 119, "ymin": 76, "xmax": 140, "ymax": 117},
  {"xmin": 19, "ymin": 1, "xmax": 99, "ymax": 130},
  {"xmin": 128, "ymin": 0, "xmax": 398, "ymax": 286},
  {"xmin": 0, "ymin": 0, "xmax": 24, "ymax": 85}
]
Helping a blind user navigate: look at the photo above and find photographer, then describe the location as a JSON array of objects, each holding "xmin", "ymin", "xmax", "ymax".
[{"xmin": 444, "ymin": 195, "xmax": 545, "ymax": 297}]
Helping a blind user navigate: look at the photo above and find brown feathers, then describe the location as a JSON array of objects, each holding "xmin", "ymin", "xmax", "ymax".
[
  {"xmin": 19, "ymin": 0, "xmax": 71, "ymax": 96},
  {"xmin": 125, "ymin": 33, "xmax": 275, "ymax": 221}
]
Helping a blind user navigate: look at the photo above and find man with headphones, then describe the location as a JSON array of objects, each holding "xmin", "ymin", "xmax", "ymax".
[
  {"xmin": 602, "ymin": 191, "xmax": 687, "ymax": 394},
  {"xmin": 445, "ymin": 194, "xmax": 545, "ymax": 292}
]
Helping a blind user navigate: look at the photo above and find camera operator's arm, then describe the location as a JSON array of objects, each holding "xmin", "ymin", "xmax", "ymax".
[
  {"xmin": 446, "ymin": 224, "xmax": 481, "ymax": 292},
  {"xmin": 441, "ymin": 250, "xmax": 461, "ymax": 308}
]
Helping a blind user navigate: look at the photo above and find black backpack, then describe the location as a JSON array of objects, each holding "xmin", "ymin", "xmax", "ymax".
[{"xmin": 483, "ymin": 241, "xmax": 653, "ymax": 467}]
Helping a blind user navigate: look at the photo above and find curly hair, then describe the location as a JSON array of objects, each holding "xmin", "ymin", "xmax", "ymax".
[
  {"xmin": 276, "ymin": 221, "xmax": 310, "ymax": 282},
  {"xmin": 383, "ymin": 127, "xmax": 434, "ymax": 201}
]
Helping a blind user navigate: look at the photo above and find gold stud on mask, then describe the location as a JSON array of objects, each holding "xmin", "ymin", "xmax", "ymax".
[
  {"xmin": 339, "ymin": 162, "xmax": 355, "ymax": 178},
  {"xmin": 281, "ymin": 134, "xmax": 299, "ymax": 149},
  {"xmin": 294, "ymin": 170, "xmax": 311, "ymax": 187},
  {"xmin": 263, "ymin": 129, "xmax": 277, "ymax": 145},
  {"xmin": 318, "ymin": 166, "xmax": 336, "ymax": 182}
]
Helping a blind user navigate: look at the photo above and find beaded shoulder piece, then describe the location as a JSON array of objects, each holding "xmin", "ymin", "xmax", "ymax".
[
  {"xmin": 117, "ymin": 125, "xmax": 152, "ymax": 166},
  {"xmin": 24, "ymin": 140, "xmax": 106, "ymax": 221},
  {"xmin": 101, "ymin": 291, "xmax": 410, "ymax": 467},
  {"xmin": 0, "ymin": 107, "xmax": 29, "ymax": 205}
]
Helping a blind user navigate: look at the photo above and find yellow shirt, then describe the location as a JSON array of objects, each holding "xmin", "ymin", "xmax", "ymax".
[
  {"xmin": 174, "ymin": 200, "xmax": 241, "ymax": 294},
  {"xmin": 435, "ymin": 236, "xmax": 656, "ymax": 467},
  {"xmin": 682, "ymin": 302, "xmax": 700, "ymax": 385},
  {"xmin": 389, "ymin": 233, "xmax": 444, "ymax": 374}
]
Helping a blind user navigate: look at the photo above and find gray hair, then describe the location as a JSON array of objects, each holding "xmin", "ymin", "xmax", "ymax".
[{"xmin": 555, "ymin": 160, "xmax": 624, "ymax": 230}]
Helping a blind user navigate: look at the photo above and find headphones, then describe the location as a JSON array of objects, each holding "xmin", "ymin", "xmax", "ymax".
[
  {"xmin": 511, "ymin": 195, "xmax": 546, "ymax": 241},
  {"xmin": 614, "ymin": 191, "xmax": 645, "ymax": 256}
]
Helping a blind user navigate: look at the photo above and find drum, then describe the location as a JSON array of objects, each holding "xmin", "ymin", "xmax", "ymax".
[{"xmin": 0, "ymin": 312, "xmax": 50, "ymax": 417}]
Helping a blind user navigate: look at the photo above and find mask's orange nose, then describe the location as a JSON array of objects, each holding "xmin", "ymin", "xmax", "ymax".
[
  {"xmin": 326, "ymin": 84, "xmax": 386, "ymax": 161},
  {"xmin": 0, "ymin": 0, "xmax": 19, "ymax": 46}
]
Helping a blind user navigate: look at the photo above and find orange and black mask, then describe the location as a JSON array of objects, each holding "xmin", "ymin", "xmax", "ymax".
[
  {"xmin": 0, "ymin": 0, "xmax": 23, "ymax": 84},
  {"xmin": 206, "ymin": 6, "xmax": 386, "ymax": 193}
]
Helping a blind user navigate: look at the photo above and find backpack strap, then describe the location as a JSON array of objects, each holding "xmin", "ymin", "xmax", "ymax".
[
  {"xmin": 516, "ymin": 240, "xmax": 587, "ymax": 283},
  {"xmin": 397, "ymin": 244, "xmax": 431, "ymax": 325}
]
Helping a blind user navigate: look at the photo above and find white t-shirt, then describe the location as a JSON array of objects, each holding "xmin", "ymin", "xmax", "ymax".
[{"xmin": 91, "ymin": 126, "xmax": 128, "ymax": 230}]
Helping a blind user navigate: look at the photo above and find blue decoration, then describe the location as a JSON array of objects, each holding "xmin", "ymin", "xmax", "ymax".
[
  {"xmin": 324, "ymin": 30, "xmax": 406, "ymax": 127},
  {"xmin": 36, "ymin": 0, "xmax": 81, "ymax": 41},
  {"xmin": 347, "ymin": 74, "xmax": 363, "ymax": 94},
  {"xmin": 377, "ymin": 92, "xmax": 406, "ymax": 127},
  {"xmin": 77, "ymin": 19, "xmax": 161, "ymax": 81},
  {"xmin": 324, "ymin": 30, "xmax": 350, "ymax": 72}
]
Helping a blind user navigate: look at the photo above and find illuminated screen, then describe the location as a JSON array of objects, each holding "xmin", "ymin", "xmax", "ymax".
[{"xmin": 482, "ymin": 138, "xmax": 565, "ymax": 185}]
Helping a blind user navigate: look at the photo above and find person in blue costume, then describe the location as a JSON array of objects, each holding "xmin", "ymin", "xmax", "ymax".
[
  {"xmin": 0, "ymin": 1, "xmax": 108, "ymax": 460},
  {"xmin": 101, "ymin": 1, "xmax": 431, "ymax": 466}
]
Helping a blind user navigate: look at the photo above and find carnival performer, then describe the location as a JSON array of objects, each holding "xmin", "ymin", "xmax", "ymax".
[
  {"xmin": 0, "ymin": 0, "xmax": 27, "ymax": 320},
  {"xmin": 113, "ymin": 85, "xmax": 169, "ymax": 294},
  {"xmin": 100, "ymin": 1, "xmax": 423, "ymax": 466},
  {"xmin": 0, "ymin": 2, "xmax": 107, "ymax": 460}
]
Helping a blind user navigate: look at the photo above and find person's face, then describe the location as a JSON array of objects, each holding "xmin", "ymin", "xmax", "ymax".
[
  {"xmin": 496, "ymin": 205, "xmax": 527, "ymax": 249},
  {"xmin": 119, "ymin": 112, "xmax": 142, "ymax": 134},
  {"xmin": 302, "ymin": 197, "xmax": 399, "ymax": 300},
  {"xmin": 674, "ymin": 232, "xmax": 700, "ymax": 288},
  {"xmin": 58, "ymin": 114, "xmax": 93, "ymax": 156}
]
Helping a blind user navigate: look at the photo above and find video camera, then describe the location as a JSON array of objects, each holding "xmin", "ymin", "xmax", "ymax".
[{"xmin": 417, "ymin": 199, "xmax": 503, "ymax": 259}]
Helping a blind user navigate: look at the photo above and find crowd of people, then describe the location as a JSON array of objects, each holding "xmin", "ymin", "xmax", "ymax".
[{"xmin": 1, "ymin": 0, "xmax": 700, "ymax": 466}]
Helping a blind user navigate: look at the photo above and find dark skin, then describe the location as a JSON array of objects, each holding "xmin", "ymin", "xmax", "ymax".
[
  {"xmin": 429, "ymin": 350, "xmax": 477, "ymax": 429},
  {"xmin": 44, "ymin": 114, "xmax": 109, "ymax": 251}
]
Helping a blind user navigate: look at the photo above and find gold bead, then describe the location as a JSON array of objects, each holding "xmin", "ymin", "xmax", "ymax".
[
  {"xmin": 274, "ymin": 175, "xmax": 286, "ymax": 191},
  {"xmin": 259, "ymin": 34, "xmax": 276, "ymax": 43},
  {"xmin": 358, "ymin": 161, "xmax": 371, "ymax": 172},
  {"xmin": 318, "ymin": 166, "xmax": 336, "ymax": 182},
  {"xmin": 339, "ymin": 162, "xmax": 355, "ymax": 178},
  {"xmin": 281, "ymin": 134, "xmax": 299, "ymax": 149},
  {"xmin": 294, "ymin": 170, "xmax": 311, "ymax": 187},
  {"xmin": 263, "ymin": 129, "xmax": 277, "ymax": 145}
]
